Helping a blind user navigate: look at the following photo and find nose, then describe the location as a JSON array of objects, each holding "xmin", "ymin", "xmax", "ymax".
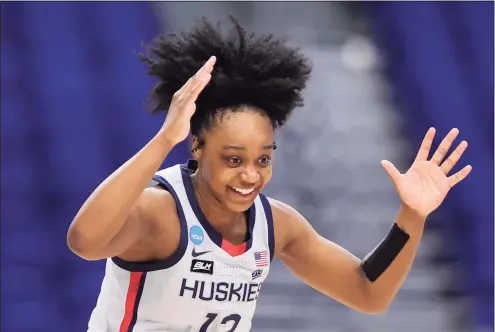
[{"xmin": 240, "ymin": 165, "xmax": 260, "ymax": 185}]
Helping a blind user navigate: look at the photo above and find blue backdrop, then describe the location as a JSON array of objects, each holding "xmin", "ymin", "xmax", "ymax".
[
  {"xmin": 1, "ymin": 3, "xmax": 189, "ymax": 331},
  {"xmin": 367, "ymin": 2, "xmax": 494, "ymax": 329},
  {"xmin": 1, "ymin": 2, "xmax": 493, "ymax": 331}
]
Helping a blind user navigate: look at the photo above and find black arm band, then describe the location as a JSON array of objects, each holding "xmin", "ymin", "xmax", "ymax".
[{"xmin": 362, "ymin": 223, "xmax": 410, "ymax": 282}]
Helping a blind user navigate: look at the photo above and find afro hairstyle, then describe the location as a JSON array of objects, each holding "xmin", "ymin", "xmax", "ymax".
[{"xmin": 139, "ymin": 15, "xmax": 312, "ymax": 137}]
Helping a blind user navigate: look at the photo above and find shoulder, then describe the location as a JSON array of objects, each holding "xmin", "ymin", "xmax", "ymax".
[
  {"xmin": 118, "ymin": 185, "xmax": 181, "ymax": 262},
  {"xmin": 133, "ymin": 184, "xmax": 181, "ymax": 245},
  {"xmin": 263, "ymin": 196, "xmax": 315, "ymax": 258},
  {"xmin": 139, "ymin": 185, "xmax": 179, "ymax": 230},
  {"xmin": 140, "ymin": 185, "xmax": 177, "ymax": 211},
  {"xmin": 266, "ymin": 197, "xmax": 298, "ymax": 216}
]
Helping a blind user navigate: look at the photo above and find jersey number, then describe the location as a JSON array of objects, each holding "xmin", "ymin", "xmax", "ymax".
[{"xmin": 200, "ymin": 313, "xmax": 241, "ymax": 332}]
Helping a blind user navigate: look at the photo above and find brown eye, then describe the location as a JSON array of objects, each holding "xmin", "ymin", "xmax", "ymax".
[
  {"xmin": 259, "ymin": 156, "xmax": 272, "ymax": 166},
  {"xmin": 225, "ymin": 156, "xmax": 242, "ymax": 167}
]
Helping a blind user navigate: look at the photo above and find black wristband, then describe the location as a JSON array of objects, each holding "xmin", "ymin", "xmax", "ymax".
[{"xmin": 362, "ymin": 223, "xmax": 410, "ymax": 282}]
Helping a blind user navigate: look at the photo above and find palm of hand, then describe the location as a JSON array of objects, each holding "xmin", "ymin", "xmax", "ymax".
[
  {"xmin": 382, "ymin": 128, "xmax": 471, "ymax": 218},
  {"xmin": 395, "ymin": 161, "xmax": 451, "ymax": 215}
]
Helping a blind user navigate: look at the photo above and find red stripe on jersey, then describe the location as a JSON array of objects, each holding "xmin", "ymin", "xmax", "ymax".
[
  {"xmin": 221, "ymin": 239, "xmax": 247, "ymax": 257},
  {"xmin": 120, "ymin": 272, "xmax": 145, "ymax": 332}
]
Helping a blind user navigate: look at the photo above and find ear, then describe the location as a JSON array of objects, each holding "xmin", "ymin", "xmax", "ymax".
[{"xmin": 191, "ymin": 136, "xmax": 203, "ymax": 159}]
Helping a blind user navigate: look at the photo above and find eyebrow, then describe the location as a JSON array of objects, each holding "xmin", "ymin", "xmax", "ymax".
[{"xmin": 222, "ymin": 144, "xmax": 275, "ymax": 151}]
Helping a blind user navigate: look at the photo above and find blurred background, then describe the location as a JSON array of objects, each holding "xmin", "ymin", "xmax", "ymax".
[{"xmin": 1, "ymin": 2, "xmax": 493, "ymax": 332}]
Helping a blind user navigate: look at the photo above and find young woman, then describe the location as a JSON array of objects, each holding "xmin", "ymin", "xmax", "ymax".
[{"xmin": 68, "ymin": 17, "xmax": 472, "ymax": 332}]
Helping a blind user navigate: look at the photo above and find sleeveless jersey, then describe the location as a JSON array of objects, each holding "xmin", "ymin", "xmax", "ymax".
[{"xmin": 87, "ymin": 162, "xmax": 275, "ymax": 332}]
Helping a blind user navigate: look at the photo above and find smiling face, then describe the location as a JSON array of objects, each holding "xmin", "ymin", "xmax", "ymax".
[{"xmin": 193, "ymin": 108, "xmax": 275, "ymax": 212}]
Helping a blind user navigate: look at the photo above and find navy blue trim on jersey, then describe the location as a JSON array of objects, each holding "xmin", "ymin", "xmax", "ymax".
[
  {"xmin": 180, "ymin": 162, "xmax": 257, "ymax": 252},
  {"xmin": 259, "ymin": 193, "xmax": 275, "ymax": 261},
  {"xmin": 111, "ymin": 176, "xmax": 188, "ymax": 272}
]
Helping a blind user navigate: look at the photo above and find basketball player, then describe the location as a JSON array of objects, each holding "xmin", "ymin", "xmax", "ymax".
[{"xmin": 67, "ymin": 17, "xmax": 472, "ymax": 332}]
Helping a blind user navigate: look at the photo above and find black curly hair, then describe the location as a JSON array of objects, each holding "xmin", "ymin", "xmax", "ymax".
[{"xmin": 139, "ymin": 16, "xmax": 312, "ymax": 138}]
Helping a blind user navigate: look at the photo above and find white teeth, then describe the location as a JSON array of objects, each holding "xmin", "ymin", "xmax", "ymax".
[{"xmin": 231, "ymin": 186, "xmax": 255, "ymax": 195}]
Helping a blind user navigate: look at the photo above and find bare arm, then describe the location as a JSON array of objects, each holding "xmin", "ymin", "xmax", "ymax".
[
  {"xmin": 275, "ymin": 128, "xmax": 471, "ymax": 314},
  {"xmin": 67, "ymin": 56, "xmax": 216, "ymax": 260},
  {"xmin": 67, "ymin": 135, "xmax": 175, "ymax": 260},
  {"xmin": 275, "ymin": 200, "xmax": 423, "ymax": 314}
]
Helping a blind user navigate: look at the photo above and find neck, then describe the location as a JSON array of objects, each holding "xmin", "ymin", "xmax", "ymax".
[{"xmin": 191, "ymin": 172, "xmax": 244, "ymax": 231}]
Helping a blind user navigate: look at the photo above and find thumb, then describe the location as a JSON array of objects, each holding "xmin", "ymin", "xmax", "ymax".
[{"xmin": 381, "ymin": 160, "xmax": 402, "ymax": 184}]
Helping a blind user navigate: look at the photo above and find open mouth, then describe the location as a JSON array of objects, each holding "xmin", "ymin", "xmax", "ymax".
[{"xmin": 230, "ymin": 186, "xmax": 255, "ymax": 196}]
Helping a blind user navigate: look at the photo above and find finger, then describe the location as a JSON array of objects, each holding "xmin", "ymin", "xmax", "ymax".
[
  {"xmin": 184, "ymin": 73, "xmax": 212, "ymax": 103},
  {"xmin": 181, "ymin": 56, "xmax": 215, "ymax": 91},
  {"xmin": 430, "ymin": 128, "xmax": 459, "ymax": 165},
  {"xmin": 191, "ymin": 56, "xmax": 216, "ymax": 81},
  {"xmin": 176, "ymin": 56, "xmax": 216, "ymax": 96},
  {"xmin": 415, "ymin": 127, "xmax": 436, "ymax": 162},
  {"xmin": 440, "ymin": 140, "xmax": 468, "ymax": 174},
  {"xmin": 381, "ymin": 160, "xmax": 402, "ymax": 185},
  {"xmin": 182, "ymin": 57, "xmax": 216, "ymax": 101},
  {"xmin": 202, "ymin": 55, "xmax": 216, "ymax": 73},
  {"xmin": 448, "ymin": 165, "xmax": 472, "ymax": 187}
]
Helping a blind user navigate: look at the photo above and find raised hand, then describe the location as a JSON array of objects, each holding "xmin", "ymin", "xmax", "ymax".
[
  {"xmin": 381, "ymin": 128, "xmax": 472, "ymax": 218},
  {"xmin": 160, "ymin": 56, "xmax": 216, "ymax": 145}
]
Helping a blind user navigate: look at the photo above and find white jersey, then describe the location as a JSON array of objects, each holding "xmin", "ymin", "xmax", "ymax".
[{"xmin": 88, "ymin": 161, "xmax": 275, "ymax": 332}]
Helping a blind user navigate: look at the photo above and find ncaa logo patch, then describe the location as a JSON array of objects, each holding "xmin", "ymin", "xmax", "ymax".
[{"xmin": 189, "ymin": 226, "xmax": 204, "ymax": 245}]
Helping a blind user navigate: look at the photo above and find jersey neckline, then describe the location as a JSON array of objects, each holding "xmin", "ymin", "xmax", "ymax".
[{"xmin": 180, "ymin": 161, "xmax": 256, "ymax": 256}]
